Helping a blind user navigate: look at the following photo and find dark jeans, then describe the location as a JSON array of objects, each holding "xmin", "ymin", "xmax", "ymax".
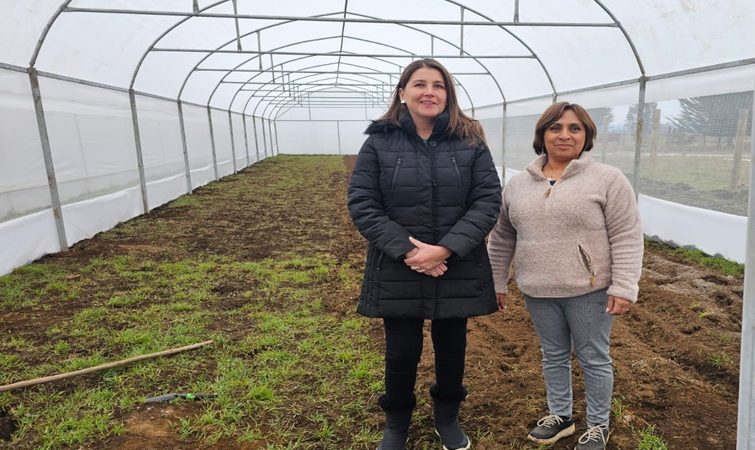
[{"xmin": 381, "ymin": 317, "xmax": 468, "ymax": 411}]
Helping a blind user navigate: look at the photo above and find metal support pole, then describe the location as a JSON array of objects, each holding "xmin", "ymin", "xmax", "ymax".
[
  {"xmin": 274, "ymin": 121, "xmax": 279, "ymax": 156},
  {"xmin": 231, "ymin": 0, "xmax": 242, "ymax": 51},
  {"xmin": 252, "ymin": 116, "xmax": 261, "ymax": 162},
  {"xmin": 336, "ymin": 121, "xmax": 342, "ymax": 154},
  {"xmin": 29, "ymin": 68, "xmax": 68, "ymax": 251},
  {"xmin": 261, "ymin": 118, "xmax": 268, "ymax": 158},
  {"xmin": 459, "ymin": 7, "xmax": 464, "ymax": 56},
  {"xmin": 501, "ymin": 102, "xmax": 507, "ymax": 185},
  {"xmin": 206, "ymin": 106, "xmax": 219, "ymax": 180},
  {"xmin": 227, "ymin": 110, "xmax": 238, "ymax": 173},
  {"xmin": 177, "ymin": 100, "xmax": 193, "ymax": 193},
  {"xmin": 268, "ymin": 120, "xmax": 275, "ymax": 155},
  {"xmin": 128, "ymin": 90, "xmax": 150, "ymax": 213},
  {"xmin": 632, "ymin": 77, "xmax": 647, "ymax": 196},
  {"xmin": 736, "ymin": 76, "xmax": 755, "ymax": 450},
  {"xmin": 241, "ymin": 114, "xmax": 251, "ymax": 167}
]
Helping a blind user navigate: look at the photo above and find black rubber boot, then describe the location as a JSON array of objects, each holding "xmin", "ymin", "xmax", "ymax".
[
  {"xmin": 376, "ymin": 408, "xmax": 412, "ymax": 450},
  {"xmin": 377, "ymin": 395, "xmax": 414, "ymax": 450},
  {"xmin": 431, "ymin": 385, "xmax": 471, "ymax": 450}
]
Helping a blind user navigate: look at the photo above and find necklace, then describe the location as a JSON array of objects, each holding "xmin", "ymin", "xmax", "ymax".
[{"xmin": 542, "ymin": 165, "xmax": 562, "ymax": 181}]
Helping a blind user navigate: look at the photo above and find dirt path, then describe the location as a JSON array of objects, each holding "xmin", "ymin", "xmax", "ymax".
[{"xmin": 0, "ymin": 155, "xmax": 741, "ymax": 449}]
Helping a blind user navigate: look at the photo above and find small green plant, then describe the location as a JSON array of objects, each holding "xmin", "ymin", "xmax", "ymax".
[
  {"xmin": 709, "ymin": 351, "xmax": 731, "ymax": 369},
  {"xmin": 637, "ymin": 425, "xmax": 669, "ymax": 450},
  {"xmin": 611, "ymin": 396, "xmax": 626, "ymax": 421},
  {"xmin": 698, "ymin": 311, "xmax": 717, "ymax": 320}
]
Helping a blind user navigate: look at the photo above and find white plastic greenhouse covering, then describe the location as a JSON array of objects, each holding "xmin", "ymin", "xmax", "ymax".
[{"xmin": 0, "ymin": 0, "xmax": 754, "ymax": 445}]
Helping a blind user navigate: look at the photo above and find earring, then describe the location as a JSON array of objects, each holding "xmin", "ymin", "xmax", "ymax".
[{"xmin": 400, "ymin": 99, "xmax": 406, "ymax": 104}]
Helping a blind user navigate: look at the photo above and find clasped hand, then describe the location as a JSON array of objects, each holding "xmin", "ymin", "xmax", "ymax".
[{"xmin": 404, "ymin": 236, "xmax": 451, "ymax": 278}]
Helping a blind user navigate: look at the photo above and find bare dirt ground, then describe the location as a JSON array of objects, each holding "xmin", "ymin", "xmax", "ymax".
[{"xmin": 0, "ymin": 155, "xmax": 742, "ymax": 449}]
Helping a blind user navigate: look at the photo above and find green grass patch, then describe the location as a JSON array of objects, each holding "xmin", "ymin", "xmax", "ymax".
[
  {"xmin": 1, "ymin": 253, "xmax": 381, "ymax": 448},
  {"xmin": 645, "ymin": 239, "xmax": 744, "ymax": 277},
  {"xmin": 0, "ymin": 157, "xmax": 385, "ymax": 449},
  {"xmin": 637, "ymin": 425, "xmax": 669, "ymax": 450}
]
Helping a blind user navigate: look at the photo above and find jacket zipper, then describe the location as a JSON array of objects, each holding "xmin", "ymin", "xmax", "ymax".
[
  {"xmin": 390, "ymin": 155, "xmax": 403, "ymax": 190},
  {"xmin": 376, "ymin": 250, "xmax": 384, "ymax": 270},
  {"xmin": 451, "ymin": 155, "xmax": 461, "ymax": 187},
  {"xmin": 578, "ymin": 245, "xmax": 596, "ymax": 287},
  {"xmin": 544, "ymin": 180, "xmax": 554, "ymax": 212}
]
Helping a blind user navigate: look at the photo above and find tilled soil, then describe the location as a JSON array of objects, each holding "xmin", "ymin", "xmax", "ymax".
[{"xmin": 0, "ymin": 155, "xmax": 742, "ymax": 449}]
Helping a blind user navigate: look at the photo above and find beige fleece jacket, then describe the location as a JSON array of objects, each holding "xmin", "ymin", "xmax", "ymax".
[{"xmin": 487, "ymin": 154, "xmax": 643, "ymax": 301}]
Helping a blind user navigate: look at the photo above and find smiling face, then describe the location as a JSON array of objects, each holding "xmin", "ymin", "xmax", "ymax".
[
  {"xmin": 543, "ymin": 109, "xmax": 587, "ymax": 164},
  {"xmin": 399, "ymin": 67, "xmax": 448, "ymax": 129}
]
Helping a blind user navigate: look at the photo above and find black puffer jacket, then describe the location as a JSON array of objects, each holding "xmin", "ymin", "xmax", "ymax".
[{"xmin": 347, "ymin": 108, "xmax": 502, "ymax": 319}]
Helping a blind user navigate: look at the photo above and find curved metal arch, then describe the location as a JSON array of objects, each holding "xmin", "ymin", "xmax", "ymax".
[
  {"xmin": 223, "ymin": 36, "xmax": 425, "ymax": 114},
  {"xmin": 241, "ymin": 60, "xmax": 399, "ymax": 116},
  {"xmin": 271, "ymin": 83, "xmax": 391, "ymax": 121},
  {"xmin": 30, "ymin": 0, "xmax": 76, "ymax": 67},
  {"xmin": 202, "ymin": 31, "xmax": 431, "ymax": 108},
  {"xmin": 219, "ymin": 35, "xmax": 420, "ymax": 109},
  {"xmin": 216, "ymin": 13, "xmax": 504, "ymax": 117},
  {"xmin": 243, "ymin": 73, "xmax": 389, "ymax": 102},
  {"xmin": 177, "ymin": 13, "xmax": 354, "ymax": 99},
  {"xmin": 250, "ymin": 69, "xmax": 388, "ymax": 118},
  {"xmin": 211, "ymin": 34, "xmax": 396, "ymax": 109},
  {"xmin": 240, "ymin": 56, "xmax": 404, "ymax": 119},
  {"xmin": 259, "ymin": 81, "xmax": 389, "ymax": 120},
  {"xmin": 152, "ymin": 8, "xmax": 498, "ymax": 112},
  {"xmin": 129, "ymin": 0, "xmax": 229, "ymax": 89},
  {"xmin": 33, "ymin": 0, "xmax": 643, "ymax": 105},
  {"xmin": 592, "ymin": 0, "xmax": 646, "ymax": 77},
  {"xmin": 238, "ymin": 55, "xmax": 402, "ymax": 117},
  {"xmin": 245, "ymin": 52, "xmax": 448, "ymax": 120},
  {"xmin": 443, "ymin": 0, "xmax": 557, "ymax": 98},
  {"xmin": 254, "ymin": 54, "xmax": 474, "ymax": 121}
]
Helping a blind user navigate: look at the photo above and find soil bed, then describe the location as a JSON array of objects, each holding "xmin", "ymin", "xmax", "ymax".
[{"xmin": 0, "ymin": 155, "xmax": 741, "ymax": 449}]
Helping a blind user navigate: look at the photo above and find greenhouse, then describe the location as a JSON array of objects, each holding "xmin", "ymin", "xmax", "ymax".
[{"xmin": 0, "ymin": 1, "xmax": 753, "ymax": 449}]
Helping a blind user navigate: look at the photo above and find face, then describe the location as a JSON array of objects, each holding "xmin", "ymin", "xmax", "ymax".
[
  {"xmin": 544, "ymin": 109, "xmax": 586, "ymax": 163},
  {"xmin": 399, "ymin": 67, "xmax": 448, "ymax": 126}
]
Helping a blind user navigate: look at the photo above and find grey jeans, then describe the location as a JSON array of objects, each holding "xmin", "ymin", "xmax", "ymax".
[{"xmin": 524, "ymin": 289, "xmax": 614, "ymax": 426}]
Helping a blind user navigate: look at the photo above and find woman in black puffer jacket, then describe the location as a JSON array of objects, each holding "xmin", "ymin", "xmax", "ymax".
[{"xmin": 347, "ymin": 58, "xmax": 501, "ymax": 450}]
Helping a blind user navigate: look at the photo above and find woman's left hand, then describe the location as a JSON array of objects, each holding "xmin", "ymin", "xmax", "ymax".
[{"xmin": 606, "ymin": 295, "xmax": 633, "ymax": 315}]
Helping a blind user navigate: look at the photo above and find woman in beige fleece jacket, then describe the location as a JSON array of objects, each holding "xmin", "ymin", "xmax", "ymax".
[{"xmin": 487, "ymin": 102, "xmax": 643, "ymax": 450}]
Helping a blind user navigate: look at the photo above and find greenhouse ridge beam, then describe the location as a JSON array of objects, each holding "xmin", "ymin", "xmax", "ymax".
[
  {"xmin": 151, "ymin": 48, "xmax": 536, "ymax": 59},
  {"xmin": 195, "ymin": 69, "xmax": 490, "ymax": 75},
  {"xmin": 63, "ymin": 8, "xmax": 619, "ymax": 28}
]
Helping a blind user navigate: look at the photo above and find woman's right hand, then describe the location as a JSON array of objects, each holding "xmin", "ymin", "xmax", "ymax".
[{"xmin": 496, "ymin": 292, "xmax": 507, "ymax": 312}]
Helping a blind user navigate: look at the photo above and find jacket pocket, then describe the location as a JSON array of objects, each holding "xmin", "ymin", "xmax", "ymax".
[
  {"xmin": 390, "ymin": 155, "xmax": 403, "ymax": 190},
  {"xmin": 450, "ymin": 154, "xmax": 461, "ymax": 187},
  {"xmin": 578, "ymin": 244, "xmax": 596, "ymax": 287}
]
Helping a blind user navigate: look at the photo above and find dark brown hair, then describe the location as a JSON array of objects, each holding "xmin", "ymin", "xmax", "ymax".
[
  {"xmin": 379, "ymin": 58, "xmax": 485, "ymax": 144},
  {"xmin": 532, "ymin": 102, "xmax": 597, "ymax": 155}
]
